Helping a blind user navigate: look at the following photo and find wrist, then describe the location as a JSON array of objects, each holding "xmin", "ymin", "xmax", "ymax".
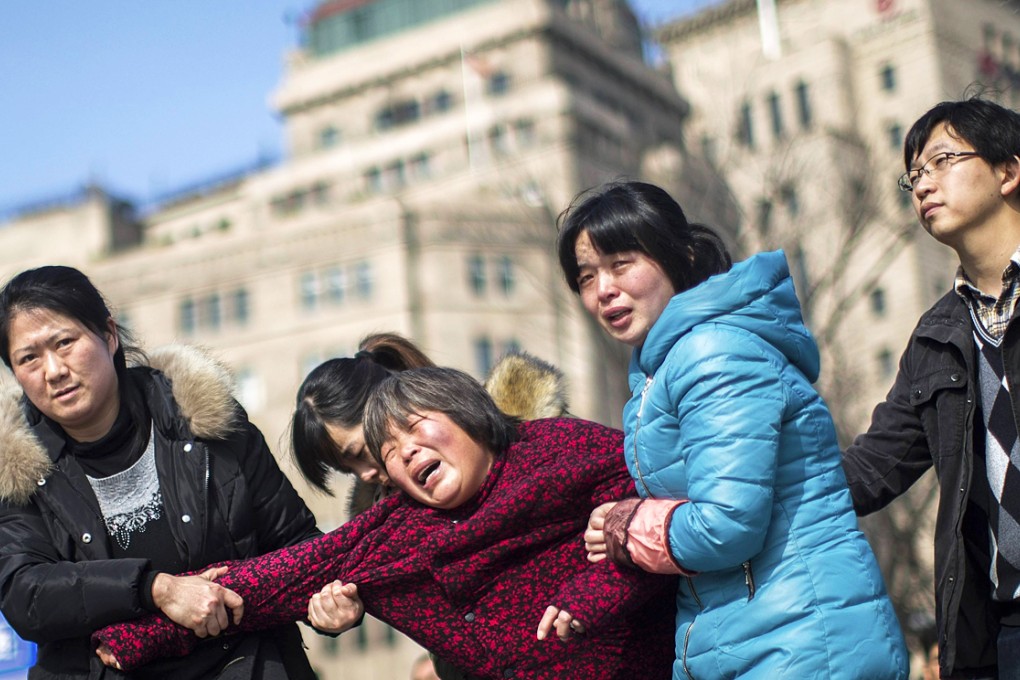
[
  {"xmin": 150, "ymin": 572, "xmax": 171, "ymax": 610},
  {"xmin": 604, "ymin": 498, "xmax": 643, "ymax": 569},
  {"xmin": 140, "ymin": 570, "xmax": 164, "ymax": 613}
]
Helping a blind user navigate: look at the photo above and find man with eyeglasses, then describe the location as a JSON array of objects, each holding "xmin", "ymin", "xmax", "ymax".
[{"xmin": 843, "ymin": 97, "xmax": 1020, "ymax": 680}]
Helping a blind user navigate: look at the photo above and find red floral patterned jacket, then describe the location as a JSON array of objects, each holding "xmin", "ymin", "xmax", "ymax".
[{"xmin": 93, "ymin": 418, "xmax": 676, "ymax": 679}]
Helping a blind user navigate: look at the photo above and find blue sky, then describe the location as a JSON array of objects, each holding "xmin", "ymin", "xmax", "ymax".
[{"xmin": 0, "ymin": 1, "xmax": 719, "ymax": 213}]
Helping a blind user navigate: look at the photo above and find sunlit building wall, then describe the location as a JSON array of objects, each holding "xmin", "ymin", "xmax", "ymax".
[{"xmin": 659, "ymin": 0, "xmax": 1020, "ymax": 430}]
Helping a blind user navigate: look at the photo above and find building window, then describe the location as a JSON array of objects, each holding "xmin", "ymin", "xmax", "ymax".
[
  {"xmin": 780, "ymin": 184, "xmax": 799, "ymax": 218},
  {"xmin": 489, "ymin": 125, "xmax": 510, "ymax": 155},
  {"xmin": 880, "ymin": 64, "xmax": 896, "ymax": 92},
  {"xmin": 376, "ymin": 109, "xmax": 394, "ymax": 131},
  {"xmin": 355, "ymin": 622, "xmax": 369, "ymax": 651},
  {"xmin": 757, "ymin": 198, "xmax": 774, "ymax": 236},
  {"xmin": 767, "ymin": 91, "xmax": 784, "ymax": 139},
  {"xmin": 326, "ymin": 266, "xmax": 346, "ymax": 304},
  {"xmin": 792, "ymin": 245, "xmax": 811, "ymax": 324},
  {"xmin": 737, "ymin": 101, "xmax": 754, "ymax": 148},
  {"xmin": 384, "ymin": 160, "xmax": 406, "ymax": 190},
  {"xmin": 232, "ymin": 288, "xmax": 249, "ymax": 325},
  {"xmin": 319, "ymin": 126, "xmax": 340, "ymax": 149},
  {"xmin": 876, "ymin": 348, "xmax": 895, "ymax": 379},
  {"xmin": 410, "ymin": 153, "xmax": 431, "ymax": 180},
  {"xmin": 310, "ymin": 182, "xmax": 331, "ymax": 205},
  {"xmin": 201, "ymin": 293, "xmax": 222, "ymax": 331},
  {"xmin": 488, "ymin": 71, "xmax": 510, "ymax": 96},
  {"xmin": 364, "ymin": 167, "xmax": 382, "ymax": 194},
  {"xmin": 355, "ymin": 261, "xmax": 373, "ymax": 299},
  {"xmin": 468, "ymin": 255, "xmax": 486, "ymax": 296},
  {"xmin": 394, "ymin": 100, "xmax": 420, "ymax": 125},
  {"xmin": 498, "ymin": 256, "xmax": 514, "ymax": 295},
  {"xmin": 350, "ymin": 7, "xmax": 370, "ymax": 40},
  {"xmin": 701, "ymin": 135, "xmax": 717, "ymax": 165},
  {"xmin": 888, "ymin": 123, "xmax": 903, "ymax": 150},
  {"xmin": 271, "ymin": 190, "xmax": 307, "ymax": 217},
  {"xmin": 179, "ymin": 298, "xmax": 196, "ymax": 335},
  {"xmin": 430, "ymin": 90, "xmax": 452, "ymax": 114},
  {"xmin": 474, "ymin": 337, "xmax": 493, "ymax": 375},
  {"xmin": 870, "ymin": 287, "xmax": 887, "ymax": 316},
  {"xmin": 376, "ymin": 99, "xmax": 420, "ymax": 131},
  {"xmin": 794, "ymin": 80, "xmax": 812, "ymax": 130},
  {"xmin": 515, "ymin": 119, "xmax": 536, "ymax": 147},
  {"xmin": 300, "ymin": 272, "xmax": 319, "ymax": 310}
]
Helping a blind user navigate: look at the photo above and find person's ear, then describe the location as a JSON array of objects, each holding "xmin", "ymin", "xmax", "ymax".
[
  {"xmin": 1000, "ymin": 155, "xmax": 1020, "ymax": 198},
  {"xmin": 105, "ymin": 317, "xmax": 120, "ymax": 355}
]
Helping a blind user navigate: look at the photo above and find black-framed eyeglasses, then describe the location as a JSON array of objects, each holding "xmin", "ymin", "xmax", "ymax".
[{"xmin": 897, "ymin": 151, "xmax": 981, "ymax": 193}]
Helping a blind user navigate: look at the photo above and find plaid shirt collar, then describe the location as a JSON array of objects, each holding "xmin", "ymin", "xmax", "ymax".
[{"xmin": 954, "ymin": 245, "xmax": 1020, "ymax": 340}]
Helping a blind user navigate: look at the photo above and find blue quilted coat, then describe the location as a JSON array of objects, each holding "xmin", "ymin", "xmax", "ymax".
[{"xmin": 623, "ymin": 251, "xmax": 908, "ymax": 679}]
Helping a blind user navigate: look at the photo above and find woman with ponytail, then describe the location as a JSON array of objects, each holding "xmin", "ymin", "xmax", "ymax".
[
  {"xmin": 556, "ymin": 181, "xmax": 909, "ymax": 679},
  {"xmin": 291, "ymin": 334, "xmax": 434, "ymax": 513}
]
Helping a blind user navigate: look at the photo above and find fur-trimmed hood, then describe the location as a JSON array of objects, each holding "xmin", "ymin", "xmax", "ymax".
[
  {"xmin": 0, "ymin": 345, "xmax": 238, "ymax": 506},
  {"xmin": 483, "ymin": 350, "xmax": 568, "ymax": 421},
  {"xmin": 346, "ymin": 350, "xmax": 569, "ymax": 517}
]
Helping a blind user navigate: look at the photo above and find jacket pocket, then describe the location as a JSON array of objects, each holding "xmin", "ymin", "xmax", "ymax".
[{"xmin": 908, "ymin": 367, "xmax": 968, "ymax": 459}]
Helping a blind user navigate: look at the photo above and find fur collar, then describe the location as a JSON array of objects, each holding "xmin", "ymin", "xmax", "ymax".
[
  {"xmin": 483, "ymin": 350, "xmax": 568, "ymax": 420},
  {"xmin": 0, "ymin": 345, "xmax": 237, "ymax": 505}
]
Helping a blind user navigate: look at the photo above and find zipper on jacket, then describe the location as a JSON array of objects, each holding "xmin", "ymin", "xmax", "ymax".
[
  {"xmin": 632, "ymin": 376, "xmax": 654, "ymax": 497},
  {"xmin": 685, "ymin": 575, "xmax": 703, "ymax": 609},
  {"xmin": 199, "ymin": 443, "xmax": 210, "ymax": 559},
  {"xmin": 681, "ymin": 621, "xmax": 697, "ymax": 680},
  {"xmin": 743, "ymin": 561, "xmax": 756, "ymax": 600}
]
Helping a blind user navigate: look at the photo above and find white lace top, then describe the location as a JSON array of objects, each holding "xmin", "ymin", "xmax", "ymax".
[{"xmin": 86, "ymin": 425, "xmax": 164, "ymax": 551}]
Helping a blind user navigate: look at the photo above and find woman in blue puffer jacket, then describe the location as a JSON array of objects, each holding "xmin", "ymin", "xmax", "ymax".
[{"xmin": 555, "ymin": 180, "xmax": 908, "ymax": 679}]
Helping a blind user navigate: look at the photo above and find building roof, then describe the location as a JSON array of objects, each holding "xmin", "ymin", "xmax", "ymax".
[{"xmin": 656, "ymin": 0, "xmax": 763, "ymax": 43}]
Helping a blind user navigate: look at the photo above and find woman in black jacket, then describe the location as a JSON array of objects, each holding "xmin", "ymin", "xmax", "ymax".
[{"xmin": 0, "ymin": 265, "xmax": 320, "ymax": 680}]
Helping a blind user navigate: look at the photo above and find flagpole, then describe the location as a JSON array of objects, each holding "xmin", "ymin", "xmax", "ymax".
[
  {"xmin": 460, "ymin": 46, "xmax": 480, "ymax": 171},
  {"xmin": 756, "ymin": 0, "xmax": 781, "ymax": 60}
]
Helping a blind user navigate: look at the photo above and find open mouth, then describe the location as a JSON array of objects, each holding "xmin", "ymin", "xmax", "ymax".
[
  {"xmin": 605, "ymin": 309, "xmax": 628, "ymax": 323},
  {"xmin": 417, "ymin": 461, "xmax": 440, "ymax": 486}
]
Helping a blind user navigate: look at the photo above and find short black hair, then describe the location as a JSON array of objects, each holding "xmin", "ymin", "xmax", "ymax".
[
  {"xmin": 903, "ymin": 97, "xmax": 1020, "ymax": 168},
  {"xmin": 556, "ymin": 180, "xmax": 731, "ymax": 295},
  {"xmin": 363, "ymin": 367, "xmax": 519, "ymax": 466},
  {"xmin": 0, "ymin": 265, "xmax": 145, "ymax": 378}
]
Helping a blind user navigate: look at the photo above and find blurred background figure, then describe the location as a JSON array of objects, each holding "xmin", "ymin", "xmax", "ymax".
[{"xmin": 410, "ymin": 654, "xmax": 440, "ymax": 680}]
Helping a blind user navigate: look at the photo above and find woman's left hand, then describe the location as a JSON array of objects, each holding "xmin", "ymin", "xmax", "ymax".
[
  {"xmin": 536, "ymin": 606, "xmax": 586, "ymax": 641},
  {"xmin": 96, "ymin": 644, "xmax": 122, "ymax": 669}
]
